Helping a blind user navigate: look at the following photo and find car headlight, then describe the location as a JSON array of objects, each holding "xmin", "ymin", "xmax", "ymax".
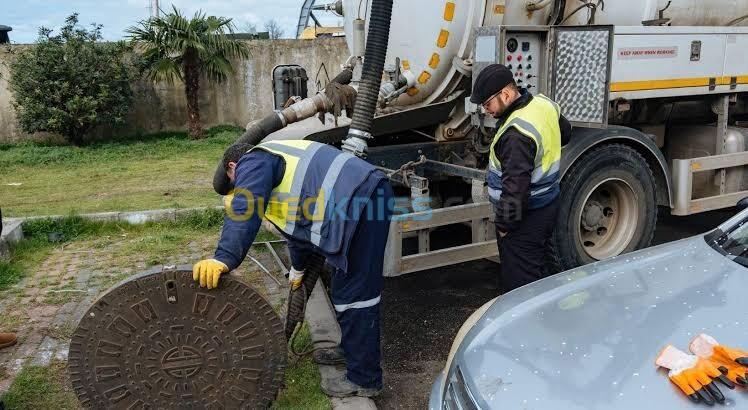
[{"xmin": 439, "ymin": 297, "xmax": 498, "ymax": 401}]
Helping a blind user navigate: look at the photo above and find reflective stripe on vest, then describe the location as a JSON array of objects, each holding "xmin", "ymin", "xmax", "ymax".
[
  {"xmin": 309, "ymin": 151, "xmax": 358, "ymax": 246},
  {"xmin": 250, "ymin": 140, "xmax": 376, "ymax": 253},
  {"xmin": 488, "ymin": 94, "xmax": 562, "ymax": 209}
]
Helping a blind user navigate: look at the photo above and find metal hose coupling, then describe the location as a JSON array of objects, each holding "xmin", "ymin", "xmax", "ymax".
[{"xmin": 341, "ymin": 129, "xmax": 373, "ymax": 157}]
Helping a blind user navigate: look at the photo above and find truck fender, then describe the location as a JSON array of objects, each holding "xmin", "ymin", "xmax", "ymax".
[{"xmin": 560, "ymin": 125, "xmax": 673, "ymax": 208}]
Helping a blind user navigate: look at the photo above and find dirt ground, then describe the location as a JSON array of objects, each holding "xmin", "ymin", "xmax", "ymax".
[
  {"xmin": 376, "ymin": 260, "xmax": 499, "ymax": 409},
  {"xmin": 375, "ymin": 209, "xmax": 735, "ymax": 409}
]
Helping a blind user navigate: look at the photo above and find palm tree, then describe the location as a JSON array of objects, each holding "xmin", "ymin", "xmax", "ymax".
[{"xmin": 127, "ymin": 7, "xmax": 249, "ymax": 138}]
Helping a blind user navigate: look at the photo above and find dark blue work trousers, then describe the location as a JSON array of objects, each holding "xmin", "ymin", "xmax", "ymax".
[
  {"xmin": 497, "ymin": 197, "xmax": 560, "ymax": 292},
  {"xmin": 330, "ymin": 182, "xmax": 393, "ymax": 389}
]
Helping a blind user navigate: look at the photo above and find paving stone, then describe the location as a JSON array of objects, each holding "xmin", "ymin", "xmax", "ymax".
[
  {"xmin": 332, "ymin": 397, "xmax": 378, "ymax": 410},
  {"xmin": 29, "ymin": 336, "xmax": 65, "ymax": 367},
  {"xmin": 120, "ymin": 209, "xmax": 176, "ymax": 224},
  {"xmin": 26, "ymin": 305, "xmax": 60, "ymax": 318}
]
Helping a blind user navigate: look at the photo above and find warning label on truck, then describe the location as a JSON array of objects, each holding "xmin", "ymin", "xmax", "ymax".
[{"xmin": 617, "ymin": 47, "xmax": 679, "ymax": 60}]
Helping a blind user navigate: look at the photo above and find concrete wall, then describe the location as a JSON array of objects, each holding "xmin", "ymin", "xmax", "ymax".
[{"xmin": 0, "ymin": 38, "xmax": 349, "ymax": 143}]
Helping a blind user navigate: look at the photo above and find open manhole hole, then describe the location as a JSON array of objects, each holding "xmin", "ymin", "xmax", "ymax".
[{"xmin": 68, "ymin": 265, "xmax": 286, "ymax": 408}]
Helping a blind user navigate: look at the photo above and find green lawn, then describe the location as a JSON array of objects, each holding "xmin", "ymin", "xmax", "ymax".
[
  {"xmin": 0, "ymin": 126, "xmax": 242, "ymax": 217},
  {"xmin": 274, "ymin": 325, "xmax": 332, "ymax": 410},
  {"xmin": 1, "ymin": 362, "xmax": 79, "ymax": 410}
]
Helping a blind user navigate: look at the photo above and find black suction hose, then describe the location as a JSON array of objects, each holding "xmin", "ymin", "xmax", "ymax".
[
  {"xmin": 212, "ymin": 68, "xmax": 354, "ymax": 195},
  {"xmin": 342, "ymin": 0, "xmax": 394, "ymax": 154}
]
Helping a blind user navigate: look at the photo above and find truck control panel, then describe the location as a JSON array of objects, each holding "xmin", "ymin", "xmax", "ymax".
[{"xmin": 504, "ymin": 34, "xmax": 541, "ymax": 91}]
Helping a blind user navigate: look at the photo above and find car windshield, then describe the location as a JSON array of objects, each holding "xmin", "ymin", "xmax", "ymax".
[{"xmin": 712, "ymin": 216, "xmax": 748, "ymax": 266}]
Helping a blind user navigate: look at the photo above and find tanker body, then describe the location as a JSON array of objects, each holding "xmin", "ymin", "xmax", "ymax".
[{"xmin": 289, "ymin": 1, "xmax": 748, "ymax": 275}]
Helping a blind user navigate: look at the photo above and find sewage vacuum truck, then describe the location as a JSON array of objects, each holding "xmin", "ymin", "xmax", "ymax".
[{"xmin": 287, "ymin": 0, "xmax": 748, "ymax": 275}]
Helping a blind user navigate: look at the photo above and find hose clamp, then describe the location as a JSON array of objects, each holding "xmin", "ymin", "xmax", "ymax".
[
  {"xmin": 274, "ymin": 110, "xmax": 288, "ymax": 127},
  {"xmin": 341, "ymin": 136, "xmax": 369, "ymax": 158},
  {"xmin": 348, "ymin": 129, "xmax": 373, "ymax": 140}
]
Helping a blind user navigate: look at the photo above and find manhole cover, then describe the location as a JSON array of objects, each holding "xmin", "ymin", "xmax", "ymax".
[{"xmin": 68, "ymin": 265, "xmax": 286, "ymax": 409}]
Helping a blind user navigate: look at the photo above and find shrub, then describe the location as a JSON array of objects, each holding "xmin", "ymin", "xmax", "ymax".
[{"xmin": 8, "ymin": 14, "xmax": 133, "ymax": 145}]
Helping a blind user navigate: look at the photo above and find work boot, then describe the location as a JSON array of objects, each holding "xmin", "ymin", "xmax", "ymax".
[
  {"xmin": 0, "ymin": 333, "xmax": 17, "ymax": 349},
  {"xmin": 313, "ymin": 346, "xmax": 346, "ymax": 365},
  {"xmin": 321, "ymin": 374, "xmax": 382, "ymax": 398}
]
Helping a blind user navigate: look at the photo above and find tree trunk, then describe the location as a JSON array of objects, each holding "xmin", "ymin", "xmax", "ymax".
[{"xmin": 184, "ymin": 52, "xmax": 203, "ymax": 139}]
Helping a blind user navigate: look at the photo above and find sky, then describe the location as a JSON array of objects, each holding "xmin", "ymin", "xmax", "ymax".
[{"xmin": 2, "ymin": 0, "xmax": 343, "ymax": 44}]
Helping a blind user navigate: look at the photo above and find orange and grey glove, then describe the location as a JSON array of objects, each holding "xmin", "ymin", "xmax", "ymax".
[
  {"xmin": 192, "ymin": 259, "xmax": 229, "ymax": 290},
  {"xmin": 655, "ymin": 345, "xmax": 729, "ymax": 405},
  {"xmin": 288, "ymin": 267, "xmax": 305, "ymax": 291},
  {"xmin": 690, "ymin": 333, "xmax": 748, "ymax": 386}
]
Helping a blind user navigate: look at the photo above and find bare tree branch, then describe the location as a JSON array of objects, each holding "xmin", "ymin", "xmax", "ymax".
[{"xmin": 264, "ymin": 19, "xmax": 284, "ymax": 39}]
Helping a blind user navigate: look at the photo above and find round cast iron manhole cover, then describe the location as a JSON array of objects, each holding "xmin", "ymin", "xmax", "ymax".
[{"xmin": 68, "ymin": 265, "xmax": 287, "ymax": 409}]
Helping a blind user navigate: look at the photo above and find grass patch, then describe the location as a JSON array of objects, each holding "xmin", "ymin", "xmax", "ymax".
[
  {"xmin": 0, "ymin": 261, "xmax": 24, "ymax": 291},
  {"xmin": 273, "ymin": 324, "xmax": 331, "ymax": 410},
  {"xmin": 43, "ymin": 283, "xmax": 82, "ymax": 306},
  {"xmin": 0, "ymin": 209, "xmax": 239, "ymax": 291},
  {"xmin": 0, "ymin": 312, "xmax": 29, "ymax": 333},
  {"xmin": 0, "ymin": 125, "xmax": 242, "ymax": 217},
  {"xmin": 1, "ymin": 361, "xmax": 78, "ymax": 410},
  {"xmin": 0, "ymin": 239, "xmax": 55, "ymax": 292},
  {"xmin": 47, "ymin": 323, "xmax": 76, "ymax": 341}
]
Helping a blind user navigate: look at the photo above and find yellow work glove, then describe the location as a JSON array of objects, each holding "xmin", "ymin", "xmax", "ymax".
[
  {"xmin": 655, "ymin": 345, "xmax": 729, "ymax": 405},
  {"xmin": 288, "ymin": 267, "xmax": 305, "ymax": 291},
  {"xmin": 192, "ymin": 259, "xmax": 229, "ymax": 290},
  {"xmin": 690, "ymin": 333, "xmax": 748, "ymax": 386}
]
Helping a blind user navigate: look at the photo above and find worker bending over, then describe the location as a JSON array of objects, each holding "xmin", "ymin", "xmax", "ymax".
[
  {"xmin": 193, "ymin": 140, "xmax": 393, "ymax": 398},
  {"xmin": 472, "ymin": 64, "xmax": 571, "ymax": 292}
]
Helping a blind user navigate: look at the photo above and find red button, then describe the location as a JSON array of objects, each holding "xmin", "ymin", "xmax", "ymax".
[
  {"xmin": 507, "ymin": 55, "xmax": 513, "ymax": 61},
  {"xmin": 517, "ymin": 55, "xmax": 523, "ymax": 61}
]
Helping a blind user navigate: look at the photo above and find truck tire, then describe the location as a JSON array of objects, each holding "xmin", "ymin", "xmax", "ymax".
[{"xmin": 549, "ymin": 144, "xmax": 657, "ymax": 271}]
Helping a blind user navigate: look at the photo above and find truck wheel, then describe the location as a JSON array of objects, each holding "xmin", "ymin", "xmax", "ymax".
[{"xmin": 550, "ymin": 144, "xmax": 657, "ymax": 271}]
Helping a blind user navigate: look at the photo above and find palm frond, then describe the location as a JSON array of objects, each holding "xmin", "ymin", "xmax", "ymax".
[
  {"xmin": 145, "ymin": 58, "xmax": 182, "ymax": 84},
  {"xmin": 203, "ymin": 55, "xmax": 234, "ymax": 83},
  {"xmin": 127, "ymin": 7, "xmax": 249, "ymax": 84}
]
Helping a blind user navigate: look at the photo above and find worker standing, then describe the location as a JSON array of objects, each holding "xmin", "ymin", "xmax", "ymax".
[
  {"xmin": 471, "ymin": 64, "xmax": 571, "ymax": 292},
  {"xmin": 192, "ymin": 140, "xmax": 392, "ymax": 398}
]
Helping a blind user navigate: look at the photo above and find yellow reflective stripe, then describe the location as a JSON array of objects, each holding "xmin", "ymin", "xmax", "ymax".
[
  {"xmin": 437, "ymin": 29, "xmax": 449, "ymax": 48},
  {"xmin": 444, "ymin": 2, "xmax": 455, "ymax": 21},
  {"xmin": 418, "ymin": 71, "xmax": 432, "ymax": 84},
  {"xmin": 429, "ymin": 53, "xmax": 440, "ymax": 69},
  {"xmin": 610, "ymin": 76, "xmax": 748, "ymax": 92}
]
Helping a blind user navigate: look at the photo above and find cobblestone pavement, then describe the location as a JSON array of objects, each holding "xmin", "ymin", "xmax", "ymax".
[{"xmin": 0, "ymin": 233, "xmax": 290, "ymax": 394}]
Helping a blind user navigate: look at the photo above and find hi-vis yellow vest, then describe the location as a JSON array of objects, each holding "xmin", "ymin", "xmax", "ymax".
[
  {"xmin": 245, "ymin": 140, "xmax": 377, "ymax": 253},
  {"xmin": 488, "ymin": 94, "xmax": 562, "ymax": 209}
]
